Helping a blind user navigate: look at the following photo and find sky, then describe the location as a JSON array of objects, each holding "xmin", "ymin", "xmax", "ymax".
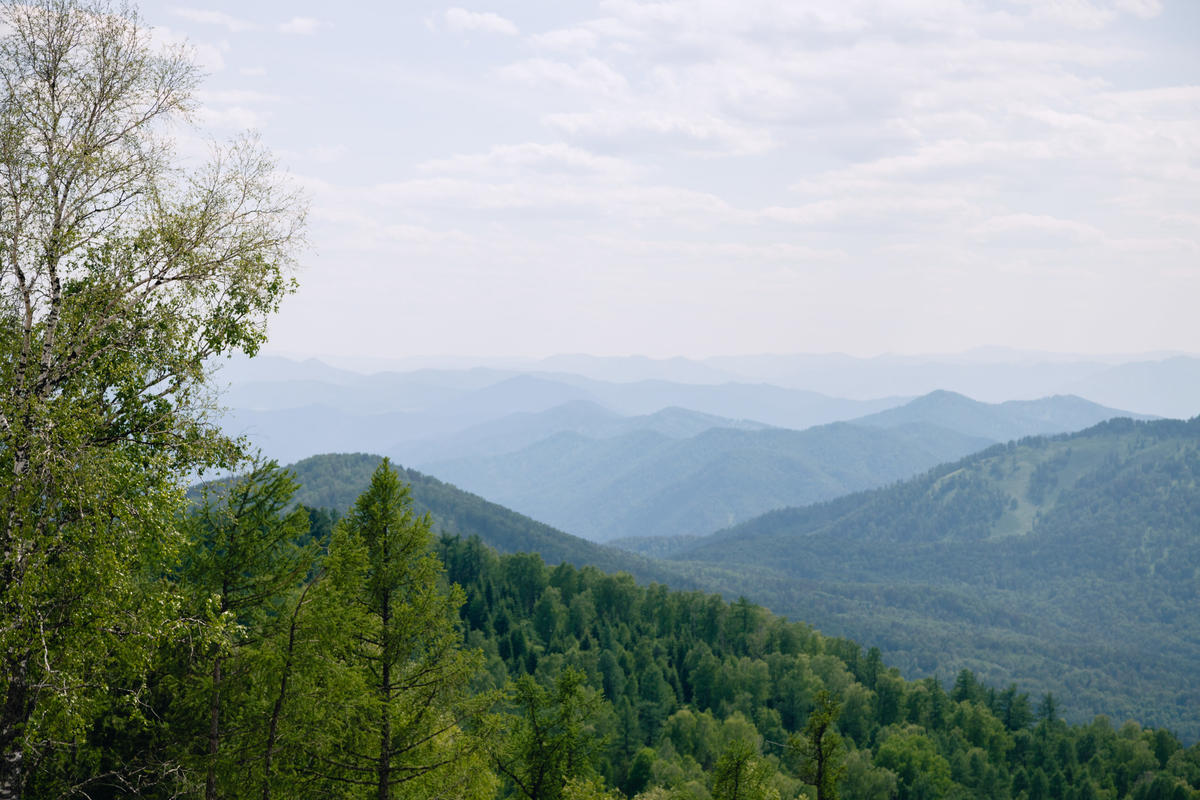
[{"xmin": 141, "ymin": 0, "xmax": 1200, "ymax": 360}]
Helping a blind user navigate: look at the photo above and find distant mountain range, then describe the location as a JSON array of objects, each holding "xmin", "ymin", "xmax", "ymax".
[
  {"xmin": 390, "ymin": 400, "xmax": 769, "ymax": 466},
  {"xmin": 421, "ymin": 421, "xmax": 994, "ymax": 541},
  {"xmin": 643, "ymin": 417, "xmax": 1200, "ymax": 740},
  {"xmin": 216, "ymin": 353, "xmax": 1170, "ymax": 480},
  {"xmin": 852, "ymin": 389, "xmax": 1156, "ymax": 442},
  {"xmin": 420, "ymin": 390, "xmax": 1145, "ymax": 541},
  {"xmin": 250, "ymin": 350, "xmax": 1200, "ymax": 417},
  {"xmin": 216, "ymin": 356, "xmax": 906, "ymax": 465}
]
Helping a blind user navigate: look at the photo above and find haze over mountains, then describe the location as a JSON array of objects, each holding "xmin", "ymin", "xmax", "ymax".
[
  {"xmin": 247, "ymin": 350, "xmax": 1200, "ymax": 417},
  {"xmin": 218, "ymin": 352, "xmax": 1162, "ymax": 542}
]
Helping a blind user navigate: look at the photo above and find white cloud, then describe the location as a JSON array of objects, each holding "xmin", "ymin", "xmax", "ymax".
[
  {"xmin": 1113, "ymin": 0, "xmax": 1163, "ymax": 18},
  {"xmin": 529, "ymin": 27, "xmax": 598, "ymax": 52},
  {"xmin": 172, "ymin": 8, "xmax": 257, "ymax": 33},
  {"xmin": 498, "ymin": 58, "xmax": 628, "ymax": 98},
  {"xmin": 418, "ymin": 142, "xmax": 638, "ymax": 179},
  {"xmin": 194, "ymin": 105, "xmax": 270, "ymax": 130},
  {"xmin": 969, "ymin": 213, "xmax": 1105, "ymax": 244},
  {"xmin": 278, "ymin": 145, "xmax": 349, "ymax": 166},
  {"xmin": 195, "ymin": 89, "xmax": 281, "ymax": 106},
  {"xmin": 224, "ymin": 0, "xmax": 1200, "ymax": 359},
  {"xmin": 278, "ymin": 17, "xmax": 321, "ymax": 36},
  {"xmin": 444, "ymin": 8, "xmax": 519, "ymax": 36},
  {"xmin": 546, "ymin": 109, "xmax": 775, "ymax": 156}
]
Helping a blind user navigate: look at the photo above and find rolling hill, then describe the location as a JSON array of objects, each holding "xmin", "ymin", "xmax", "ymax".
[
  {"xmin": 281, "ymin": 453, "xmax": 674, "ymax": 582},
  {"xmin": 418, "ymin": 392, "xmax": 1145, "ymax": 543}
]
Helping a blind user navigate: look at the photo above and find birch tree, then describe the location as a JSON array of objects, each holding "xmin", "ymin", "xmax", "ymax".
[{"xmin": 0, "ymin": 1, "xmax": 304, "ymax": 794}]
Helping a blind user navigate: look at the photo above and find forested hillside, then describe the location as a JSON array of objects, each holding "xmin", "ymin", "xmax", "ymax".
[
  {"xmin": 437, "ymin": 536, "xmax": 1200, "ymax": 800},
  {"xmin": 284, "ymin": 453, "xmax": 674, "ymax": 582},
  {"xmin": 47, "ymin": 457, "xmax": 1200, "ymax": 798},
  {"xmin": 660, "ymin": 418, "xmax": 1200, "ymax": 740},
  {"xmin": 277, "ymin": 440, "xmax": 1200, "ymax": 744}
]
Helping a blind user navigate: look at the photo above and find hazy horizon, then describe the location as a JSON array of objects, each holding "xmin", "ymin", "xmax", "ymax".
[{"xmin": 254, "ymin": 345, "xmax": 1199, "ymax": 374}]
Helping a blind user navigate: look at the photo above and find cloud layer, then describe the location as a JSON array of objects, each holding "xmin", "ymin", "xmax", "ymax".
[{"xmin": 146, "ymin": 0, "xmax": 1199, "ymax": 359}]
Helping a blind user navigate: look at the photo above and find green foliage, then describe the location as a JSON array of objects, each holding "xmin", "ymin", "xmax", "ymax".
[
  {"xmin": 0, "ymin": 0, "xmax": 303, "ymax": 790},
  {"xmin": 668, "ymin": 418, "xmax": 1200, "ymax": 739},
  {"xmin": 491, "ymin": 668, "xmax": 607, "ymax": 800},
  {"xmin": 435, "ymin": 537, "xmax": 1200, "ymax": 800},
  {"xmin": 874, "ymin": 726, "xmax": 953, "ymax": 800},
  {"xmin": 172, "ymin": 460, "xmax": 316, "ymax": 796},
  {"xmin": 789, "ymin": 690, "xmax": 846, "ymax": 800},
  {"xmin": 306, "ymin": 459, "xmax": 493, "ymax": 799},
  {"xmin": 711, "ymin": 740, "xmax": 777, "ymax": 800}
]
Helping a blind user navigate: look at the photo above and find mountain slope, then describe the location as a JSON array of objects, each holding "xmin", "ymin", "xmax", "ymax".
[
  {"xmin": 666, "ymin": 417, "xmax": 1200, "ymax": 739},
  {"xmin": 421, "ymin": 422, "xmax": 994, "ymax": 541},
  {"xmin": 282, "ymin": 453, "xmax": 674, "ymax": 582}
]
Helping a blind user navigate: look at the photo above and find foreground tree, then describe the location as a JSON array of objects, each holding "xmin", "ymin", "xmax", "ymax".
[
  {"xmin": 0, "ymin": 0, "xmax": 303, "ymax": 793},
  {"xmin": 306, "ymin": 460, "xmax": 494, "ymax": 800}
]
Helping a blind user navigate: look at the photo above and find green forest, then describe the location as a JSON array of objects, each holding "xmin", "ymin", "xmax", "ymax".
[
  {"xmin": 20, "ymin": 458, "xmax": 1200, "ymax": 798},
  {"xmin": 658, "ymin": 418, "xmax": 1200, "ymax": 740}
]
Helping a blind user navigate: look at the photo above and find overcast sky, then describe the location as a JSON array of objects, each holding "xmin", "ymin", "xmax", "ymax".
[{"xmin": 142, "ymin": 0, "xmax": 1199, "ymax": 360}]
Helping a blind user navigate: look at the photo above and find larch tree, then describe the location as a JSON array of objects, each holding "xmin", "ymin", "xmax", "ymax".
[
  {"xmin": 309, "ymin": 459, "xmax": 494, "ymax": 800},
  {"xmin": 0, "ymin": 0, "xmax": 304, "ymax": 794}
]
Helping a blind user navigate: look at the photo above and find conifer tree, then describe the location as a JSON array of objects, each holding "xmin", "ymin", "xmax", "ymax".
[
  {"xmin": 790, "ymin": 689, "xmax": 847, "ymax": 800},
  {"xmin": 310, "ymin": 459, "xmax": 493, "ymax": 800}
]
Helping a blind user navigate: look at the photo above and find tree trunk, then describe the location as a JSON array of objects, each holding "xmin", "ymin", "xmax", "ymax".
[
  {"xmin": 0, "ymin": 656, "xmax": 29, "ymax": 800},
  {"xmin": 261, "ymin": 576, "xmax": 319, "ymax": 800},
  {"xmin": 377, "ymin": 598, "xmax": 391, "ymax": 800},
  {"xmin": 0, "ymin": 749, "xmax": 21, "ymax": 800}
]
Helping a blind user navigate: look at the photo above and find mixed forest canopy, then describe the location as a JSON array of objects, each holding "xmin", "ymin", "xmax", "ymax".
[{"xmin": 1, "ymin": 1, "xmax": 1197, "ymax": 799}]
